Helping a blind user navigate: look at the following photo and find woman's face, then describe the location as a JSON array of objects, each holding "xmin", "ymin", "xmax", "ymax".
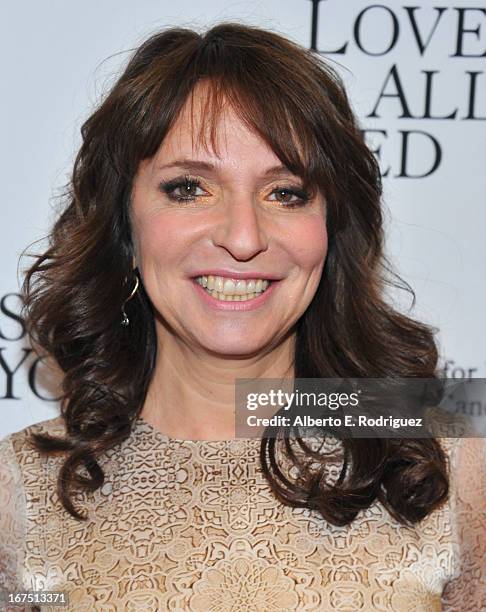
[{"xmin": 130, "ymin": 85, "xmax": 328, "ymax": 358}]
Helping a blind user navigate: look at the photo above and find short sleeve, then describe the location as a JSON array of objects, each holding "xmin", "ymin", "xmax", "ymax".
[
  {"xmin": 0, "ymin": 435, "xmax": 27, "ymax": 611},
  {"xmin": 441, "ymin": 436, "xmax": 486, "ymax": 611}
]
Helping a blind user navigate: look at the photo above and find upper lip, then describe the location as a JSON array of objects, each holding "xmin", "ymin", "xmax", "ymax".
[{"xmin": 191, "ymin": 269, "xmax": 282, "ymax": 281}]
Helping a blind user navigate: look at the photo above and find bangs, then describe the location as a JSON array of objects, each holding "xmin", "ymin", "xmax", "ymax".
[
  {"xmin": 132, "ymin": 28, "xmax": 339, "ymax": 197},
  {"xmin": 183, "ymin": 75, "xmax": 320, "ymax": 193},
  {"xmin": 126, "ymin": 25, "xmax": 353, "ymax": 209}
]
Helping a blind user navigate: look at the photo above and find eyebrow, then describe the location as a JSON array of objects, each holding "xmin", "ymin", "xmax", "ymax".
[{"xmin": 156, "ymin": 159, "xmax": 299, "ymax": 178}]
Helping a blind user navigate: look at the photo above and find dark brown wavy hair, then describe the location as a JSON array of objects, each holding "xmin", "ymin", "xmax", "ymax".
[{"xmin": 20, "ymin": 22, "xmax": 448, "ymax": 524}]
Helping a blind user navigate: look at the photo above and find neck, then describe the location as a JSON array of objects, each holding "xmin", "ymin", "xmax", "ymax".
[{"xmin": 140, "ymin": 322, "xmax": 295, "ymax": 440}]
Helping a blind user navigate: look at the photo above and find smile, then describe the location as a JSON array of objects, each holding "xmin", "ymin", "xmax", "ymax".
[{"xmin": 194, "ymin": 275, "xmax": 271, "ymax": 301}]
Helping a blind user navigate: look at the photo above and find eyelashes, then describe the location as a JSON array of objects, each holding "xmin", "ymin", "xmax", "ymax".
[
  {"xmin": 159, "ymin": 175, "xmax": 206, "ymax": 202},
  {"xmin": 158, "ymin": 174, "xmax": 312, "ymax": 208}
]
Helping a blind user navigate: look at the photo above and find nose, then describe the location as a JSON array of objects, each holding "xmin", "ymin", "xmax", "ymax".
[{"xmin": 211, "ymin": 192, "xmax": 269, "ymax": 261}]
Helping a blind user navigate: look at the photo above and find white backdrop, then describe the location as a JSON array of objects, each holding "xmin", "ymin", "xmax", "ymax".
[{"xmin": 1, "ymin": 0, "xmax": 485, "ymax": 437}]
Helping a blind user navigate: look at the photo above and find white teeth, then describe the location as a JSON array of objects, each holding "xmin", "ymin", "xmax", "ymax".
[
  {"xmin": 223, "ymin": 279, "xmax": 236, "ymax": 294},
  {"xmin": 195, "ymin": 274, "xmax": 274, "ymax": 301},
  {"xmin": 235, "ymin": 280, "xmax": 247, "ymax": 295}
]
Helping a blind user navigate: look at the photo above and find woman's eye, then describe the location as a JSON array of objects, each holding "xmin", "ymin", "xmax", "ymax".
[
  {"xmin": 269, "ymin": 186, "xmax": 310, "ymax": 208},
  {"xmin": 159, "ymin": 176, "xmax": 311, "ymax": 208},
  {"xmin": 159, "ymin": 175, "xmax": 207, "ymax": 202}
]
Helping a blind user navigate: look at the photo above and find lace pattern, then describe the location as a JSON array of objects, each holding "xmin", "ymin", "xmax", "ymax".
[
  {"xmin": 0, "ymin": 416, "xmax": 484, "ymax": 611},
  {"xmin": 0, "ymin": 436, "xmax": 28, "ymax": 612}
]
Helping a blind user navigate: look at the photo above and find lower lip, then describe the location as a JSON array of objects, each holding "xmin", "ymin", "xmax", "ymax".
[{"xmin": 191, "ymin": 279, "xmax": 279, "ymax": 311}]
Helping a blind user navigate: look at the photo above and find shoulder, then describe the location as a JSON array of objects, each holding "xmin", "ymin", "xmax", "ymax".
[
  {"xmin": 2, "ymin": 415, "xmax": 66, "ymax": 444},
  {"xmin": 438, "ymin": 436, "xmax": 486, "ymax": 484},
  {"xmin": 439, "ymin": 436, "xmax": 486, "ymax": 608},
  {"xmin": 437, "ymin": 436, "xmax": 463, "ymax": 470},
  {"xmin": 0, "ymin": 415, "xmax": 67, "ymax": 474},
  {"xmin": 442, "ymin": 436, "xmax": 486, "ymax": 509},
  {"xmin": 435, "ymin": 436, "xmax": 485, "ymax": 514}
]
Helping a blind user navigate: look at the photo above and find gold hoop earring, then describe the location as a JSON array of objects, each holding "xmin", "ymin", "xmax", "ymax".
[{"xmin": 121, "ymin": 273, "xmax": 139, "ymax": 326}]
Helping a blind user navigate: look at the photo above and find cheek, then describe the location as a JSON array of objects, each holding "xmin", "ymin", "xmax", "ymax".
[
  {"xmin": 282, "ymin": 215, "xmax": 328, "ymax": 269},
  {"xmin": 135, "ymin": 214, "xmax": 190, "ymax": 269}
]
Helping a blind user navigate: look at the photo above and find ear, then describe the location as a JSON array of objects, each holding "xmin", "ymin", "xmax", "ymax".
[{"xmin": 132, "ymin": 255, "xmax": 137, "ymax": 270}]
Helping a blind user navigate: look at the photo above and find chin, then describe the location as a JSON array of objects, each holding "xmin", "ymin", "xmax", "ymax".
[{"xmin": 199, "ymin": 337, "xmax": 270, "ymax": 358}]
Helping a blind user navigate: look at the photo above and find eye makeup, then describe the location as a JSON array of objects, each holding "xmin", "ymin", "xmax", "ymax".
[{"xmin": 158, "ymin": 173, "xmax": 313, "ymax": 208}]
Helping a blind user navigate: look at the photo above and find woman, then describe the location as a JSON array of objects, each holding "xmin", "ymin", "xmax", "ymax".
[{"xmin": 0, "ymin": 22, "xmax": 484, "ymax": 611}]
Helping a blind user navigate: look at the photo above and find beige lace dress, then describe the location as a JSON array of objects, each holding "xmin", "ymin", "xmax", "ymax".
[{"xmin": 0, "ymin": 415, "xmax": 484, "ymax": 611}]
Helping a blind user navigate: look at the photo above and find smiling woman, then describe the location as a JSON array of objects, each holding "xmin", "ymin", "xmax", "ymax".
[
  {"xmin": 128, "ymin": 80, "xmax": 327, "ymax": 369},
  {"xmin": 0, "ymin": 21, "xmax": 484, "ymax": 612}
]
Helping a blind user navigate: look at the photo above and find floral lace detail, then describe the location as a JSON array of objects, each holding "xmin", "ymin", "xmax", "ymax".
[
  {"xmin": 0, "ymin": 416, "xmax": 483, "ymax": 611},
  {"xmin": 189, "ymin": 539, "xmax": 300, "ymax": 611}
]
